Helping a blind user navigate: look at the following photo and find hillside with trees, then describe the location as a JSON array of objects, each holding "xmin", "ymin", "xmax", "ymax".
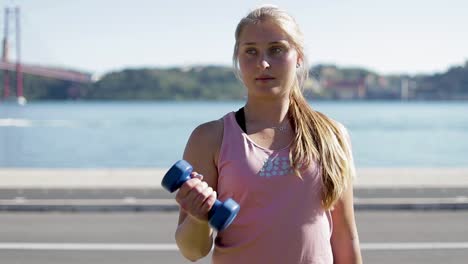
[{"xmin": 2, "ymin": 61, "xmax": 467, "ymax": 101}]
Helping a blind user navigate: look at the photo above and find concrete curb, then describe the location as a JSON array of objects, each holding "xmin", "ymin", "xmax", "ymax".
[
  {"xmin": 2, "ymin": 168, "xmax": 468, "ymax": 189},
  {"xmin": 2, "ymin": 198, "xmax": 468, "ymax": 212},
  {"xmin": 1, "ymin": 167, "xmax": 468, "ymax": 212}
]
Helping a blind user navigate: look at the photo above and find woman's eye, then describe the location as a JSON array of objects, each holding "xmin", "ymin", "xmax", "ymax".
[
  {"xmin": 270, "ymin": 47, "xmax": 283, "ymax": 54},
  {"xmin": 245, "ymin": 49, "xmax": 257, "ymax": 55}
]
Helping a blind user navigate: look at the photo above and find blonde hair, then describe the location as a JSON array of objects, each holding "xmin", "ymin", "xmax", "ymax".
[{"xmin": 232, "ymin": 5, "xmax": 355, "ymax": 209}]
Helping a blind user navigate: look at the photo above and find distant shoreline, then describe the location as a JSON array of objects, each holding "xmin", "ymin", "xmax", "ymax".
[{"xmin": 5, "ymin": 62, "xmax": 467, "ymax": 101}]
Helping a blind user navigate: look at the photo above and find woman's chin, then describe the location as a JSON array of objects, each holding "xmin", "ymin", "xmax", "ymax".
[{"xmin": 249, "ymin": 86, "xmax": 289, "ymax": 99}]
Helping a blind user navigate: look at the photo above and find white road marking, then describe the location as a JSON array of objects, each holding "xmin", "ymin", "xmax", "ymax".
[
  {"xmin": 0, "ymin": 243, "xmax": 177, "ymax": 251},
  {"xmin": 362, "ymin": 242, "xmax": 468, "ymax": 250},
  {"xmin": 0, "ymin": 242, "xmax": 468, "ymax": 251}
]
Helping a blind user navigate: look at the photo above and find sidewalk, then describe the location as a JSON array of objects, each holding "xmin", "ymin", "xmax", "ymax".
[{"xmin": 1, "ymin": 168, "xmax": 468, "ymax": 211}]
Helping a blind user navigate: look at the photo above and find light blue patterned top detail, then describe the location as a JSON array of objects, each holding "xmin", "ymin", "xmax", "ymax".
[{"xmin": 259, "ymin": 156, "xmax": 294, "ymax": 177}]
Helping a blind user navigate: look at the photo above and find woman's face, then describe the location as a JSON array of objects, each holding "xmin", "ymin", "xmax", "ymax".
[{"xmin": 237, "ymin": 20, "xmax": 300, "ymax": 99}]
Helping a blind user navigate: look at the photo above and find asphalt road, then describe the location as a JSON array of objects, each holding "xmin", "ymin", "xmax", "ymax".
[{"xmin": 0, "ymin": 211, "xmax": 467, "ymax": 264}]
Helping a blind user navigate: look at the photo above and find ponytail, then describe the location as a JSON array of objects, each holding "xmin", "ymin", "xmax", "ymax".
[{"xmin": 288, "ymin": 84, "xmax": 355, "ymax": 209}]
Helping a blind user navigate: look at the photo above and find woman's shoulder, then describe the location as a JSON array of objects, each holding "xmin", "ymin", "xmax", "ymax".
[
  {"xmin": 186, "ymin": 118, "xmax": 224, "ymax": 152},
  {"xmin": 183, "ymin": 117, "xmax": 225, "ymax": 170},
  {"xmin": 193, "ymin": 119, "xmax": 223, "ymax": 139},
  {"xmin": 314, "ymin": 110, "xmax": 349, "ymax": 136}
]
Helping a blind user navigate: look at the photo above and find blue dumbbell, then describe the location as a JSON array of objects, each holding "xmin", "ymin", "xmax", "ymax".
[{"xmin": 161, "ymin": 160, "xmax": 240, "ymax": 231}]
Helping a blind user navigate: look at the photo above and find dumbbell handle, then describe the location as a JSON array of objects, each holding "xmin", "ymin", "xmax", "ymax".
[
  {"xmin": 161, "ymin": 160, "xmax": 239, "ymax": 231},
  {"xmin": 161, "ymin": 161, "xmax": 221, "ymax": 217}
]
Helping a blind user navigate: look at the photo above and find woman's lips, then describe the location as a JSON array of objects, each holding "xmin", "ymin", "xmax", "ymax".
[{"xmin": 255, "ymin": 76, "xmax": 275, "ymax": 82}]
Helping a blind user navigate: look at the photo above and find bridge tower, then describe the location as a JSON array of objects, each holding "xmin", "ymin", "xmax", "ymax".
[{"xmin": 1, "ymin": 6, "xmax": 24, "ymax": 104}]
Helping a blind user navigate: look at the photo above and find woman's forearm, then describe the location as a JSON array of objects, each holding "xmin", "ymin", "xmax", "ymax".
[{"xmin": 175, "ymin": 215, "xmax": 214, "ymax": 261}]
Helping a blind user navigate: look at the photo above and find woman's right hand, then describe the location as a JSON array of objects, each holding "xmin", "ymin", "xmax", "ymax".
[{"xmin": 175, "ymin": 172, "xmax": 217, "ymax": 223}]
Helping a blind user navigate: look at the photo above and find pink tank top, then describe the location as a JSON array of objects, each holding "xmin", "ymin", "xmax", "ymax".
[{"xmin": 213, "ymin": 112, "xmax": 333, "ymax": 264}]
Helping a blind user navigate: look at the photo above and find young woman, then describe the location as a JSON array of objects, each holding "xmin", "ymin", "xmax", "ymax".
[{"xmin": 174, "ymin": 5, "xmax": 362, "ymax": 264}]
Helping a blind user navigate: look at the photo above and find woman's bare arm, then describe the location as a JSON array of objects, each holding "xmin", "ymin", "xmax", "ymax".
[
  {"xmin": 330, "ymin": 186, "xmax": 362, "ymax": 264},
  {"xmin": 174, "ymin": 120, "xmax": 223, "ymax": 261},
  {"xmin": 331, "ymin": 124, "xmax": 362, "ymax": 263}
]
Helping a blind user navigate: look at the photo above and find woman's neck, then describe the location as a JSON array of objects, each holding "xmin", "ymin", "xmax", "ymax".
[{"xmin": 244, "ymin": 97, "xmax": 290, "ymax": 126}]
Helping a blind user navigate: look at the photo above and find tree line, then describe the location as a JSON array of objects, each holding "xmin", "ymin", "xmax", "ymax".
[{"xmin": 1, "ymin": 61, "xmax": 467, "ymax": 101}]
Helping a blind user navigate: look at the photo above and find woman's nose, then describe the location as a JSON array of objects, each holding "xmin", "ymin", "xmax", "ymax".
[{"xmin": 257, "ymin": 55, "xmax": 270, "ymax": 69}]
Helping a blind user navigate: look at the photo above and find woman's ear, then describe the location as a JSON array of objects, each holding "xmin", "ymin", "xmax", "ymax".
[{"xmin": 296, "ymin": 57, "xmax": 303, "ymax": 68}]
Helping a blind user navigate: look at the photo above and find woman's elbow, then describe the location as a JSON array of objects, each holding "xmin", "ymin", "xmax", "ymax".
[
  {"xmin": 175, "ymin": 234, "xmax": 212, "ymax": 262},
  {"xmin": 177, "ymin": 245, "xmax": 211, "ymax": 262}
]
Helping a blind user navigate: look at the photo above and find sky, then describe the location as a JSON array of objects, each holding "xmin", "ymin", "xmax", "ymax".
[{"xmin": 2, "ymin": 0, "xmax": 467, "ymax": 76}]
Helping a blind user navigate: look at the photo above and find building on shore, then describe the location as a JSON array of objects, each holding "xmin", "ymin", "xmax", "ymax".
[{"xmin": 322, "ymin": 79, "xmax": 367, "ymax": 100}]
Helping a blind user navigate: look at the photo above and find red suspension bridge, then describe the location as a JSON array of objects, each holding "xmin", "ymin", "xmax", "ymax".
[{"xmin": 1, "ymin": 6, "xmax": 92, "ymax": 104}]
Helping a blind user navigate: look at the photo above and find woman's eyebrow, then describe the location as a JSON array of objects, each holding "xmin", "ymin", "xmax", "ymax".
[
  {"xmin": 240, "ymin": 40, "xmax": 289, "ymax": 46},
  {"xmin": 241, "ymin": 42, "xmax": 256, "ymax": 46},
  {"xmin": 269, "ymin": 41, "xmax": 289, "ymax": 45}
]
